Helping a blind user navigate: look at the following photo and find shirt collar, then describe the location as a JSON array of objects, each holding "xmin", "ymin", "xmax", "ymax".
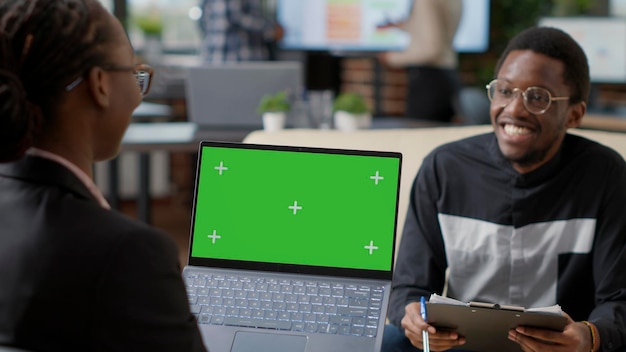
[{"xmin": 487, "ymin": 133, "xmax": 565, "ymax": 187}]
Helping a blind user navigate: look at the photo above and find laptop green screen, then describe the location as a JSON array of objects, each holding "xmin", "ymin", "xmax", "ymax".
[{"xmin": 190, "ymin": 144, "xmax": 400, "ymax": 272}]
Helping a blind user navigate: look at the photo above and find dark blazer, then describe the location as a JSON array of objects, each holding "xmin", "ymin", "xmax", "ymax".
[{"xmin": 0, "ymin": 155, "xmax": 206, "ymax": 351}]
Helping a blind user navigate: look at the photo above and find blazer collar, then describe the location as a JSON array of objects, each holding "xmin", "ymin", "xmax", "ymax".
[{"xmin": 0, "ymin": 155, "xmax": 100, "ymax": 205}]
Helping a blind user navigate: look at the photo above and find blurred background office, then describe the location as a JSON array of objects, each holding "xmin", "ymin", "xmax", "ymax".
[
  {"xmin": 97, "ymin": 0, "xmax": 624, "ymax": 263},
  {"xmin": 102, "ymin": 0, "xmax": 612, "ymax": 119},
  {"xmin": 96, "ymin": 0, "xmax": 617, "ymax": 169}
]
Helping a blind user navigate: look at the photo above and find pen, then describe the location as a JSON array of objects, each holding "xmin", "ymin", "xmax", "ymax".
[{"xmin": 421, "ymin": 296, "xmax": 430, "ymax": 352}]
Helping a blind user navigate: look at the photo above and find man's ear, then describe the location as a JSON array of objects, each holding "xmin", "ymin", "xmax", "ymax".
[
  {"xmin": 87, "ymin": 67, "xmax": 110, "ymax": 108},
  {"xmin": 566, "ymin": 101, "xmax": 586, "ymax": 129}
]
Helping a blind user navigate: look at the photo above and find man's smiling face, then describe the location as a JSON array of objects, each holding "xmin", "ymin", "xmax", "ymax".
[{"xmin": 490, "ymin": 49, "xmax": 584, "ymax": 174}]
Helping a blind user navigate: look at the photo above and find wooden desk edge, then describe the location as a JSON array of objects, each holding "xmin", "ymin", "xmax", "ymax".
[{"xmin": 581, "ymin": 114, "xmax": 626, "ymax": 132}]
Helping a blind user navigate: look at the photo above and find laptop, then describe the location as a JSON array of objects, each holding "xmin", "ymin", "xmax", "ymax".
[
  {"xmin": 185, "ymin": 62, "xmax": 303, "ymax": 129},
  {"xmin": 183, "ymin": 141, "xmax": 402, "ymax": 352}
]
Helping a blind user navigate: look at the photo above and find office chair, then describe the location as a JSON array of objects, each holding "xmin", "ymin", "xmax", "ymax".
[{"xmin": 456, "ymin": 86, "xmax": 491, "ymax": 125}]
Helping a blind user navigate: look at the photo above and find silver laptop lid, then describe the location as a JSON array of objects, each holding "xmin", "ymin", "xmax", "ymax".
[
  {"xmin": 185, "ymin": 62, "xmax": 303, "ymax": 128},
  {"xmin": 188, "ymin": 141, "xmax": 401, "ymax": 281}
]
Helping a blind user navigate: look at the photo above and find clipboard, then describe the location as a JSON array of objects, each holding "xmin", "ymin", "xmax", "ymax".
[{"xmin": 426, "ymin": 302, "xmax": 568, "ymax": 352}]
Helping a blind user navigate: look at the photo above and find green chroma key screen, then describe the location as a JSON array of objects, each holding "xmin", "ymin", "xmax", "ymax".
[{"xmin": 190, "ymin": 145, "xmax": 400, "ymax": 271}]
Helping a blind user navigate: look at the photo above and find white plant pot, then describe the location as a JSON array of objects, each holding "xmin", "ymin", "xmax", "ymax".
[
  {"xmin": 333, "ymin": 111, "xmax": 372, "ymax": 131},
  {"xmin": 262, "ymin": 112, "xmax": 286, "ymax": 132}
]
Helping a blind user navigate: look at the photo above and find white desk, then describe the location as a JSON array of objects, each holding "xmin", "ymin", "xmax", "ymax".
[
  {"xmin": 122, "ymin": 122, "xmax": 198, "ymax": 150},
  {"xmin": 133, "ymin": 101, "xmax": 173, "ymax": 118}
]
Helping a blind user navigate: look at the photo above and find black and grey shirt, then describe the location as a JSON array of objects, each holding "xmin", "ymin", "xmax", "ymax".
[{"xmin": 389, "ymin": 132, "xmax": 626, "ymax": 351}]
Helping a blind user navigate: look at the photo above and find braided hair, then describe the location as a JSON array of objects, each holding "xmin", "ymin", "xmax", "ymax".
[{"xmin": 0, "ymin": 0, "xmax": 114, "ymax": 161}]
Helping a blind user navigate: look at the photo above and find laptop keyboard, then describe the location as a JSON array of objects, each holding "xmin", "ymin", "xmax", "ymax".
[{"xmin": 185, "ymin": 272, "xmax": 384, "ymax": 337}]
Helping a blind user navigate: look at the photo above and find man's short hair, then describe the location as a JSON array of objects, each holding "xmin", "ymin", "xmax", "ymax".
[{"xmin": 494, "ymin": 26, "xmax": 590, "ymax": 104}]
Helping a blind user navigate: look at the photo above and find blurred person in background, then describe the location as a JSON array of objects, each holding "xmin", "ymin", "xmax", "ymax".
[
  {"xmin": 198, "ymin": 0, "xmax": 284, "ymax": 62},
  {"xmin": 378, "ymin": 0, "xmax": 463, "ymax": 122}
]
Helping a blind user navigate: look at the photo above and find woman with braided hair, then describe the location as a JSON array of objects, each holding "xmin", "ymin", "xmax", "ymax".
[{"xmin": 0, "ymin": 1, "xmax": 206, "ymax": 350}]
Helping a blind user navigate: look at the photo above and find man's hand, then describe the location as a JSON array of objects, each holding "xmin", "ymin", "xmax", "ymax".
[
  {"xmin": 508, "ymin": 313, "xmax": 595, "ymax": 352},
  {"xmin": 401, "ymin": 302, "xmax": 466, "ymax": 351}
]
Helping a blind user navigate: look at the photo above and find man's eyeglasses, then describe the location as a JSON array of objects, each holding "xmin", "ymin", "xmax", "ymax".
[
  {"xmin": 486, "ymin": 79, "xmax": 570, "ymax": 115},
  {"xmin": 65, "ymin": 63, "xmax": 154, "ymax": 96}
]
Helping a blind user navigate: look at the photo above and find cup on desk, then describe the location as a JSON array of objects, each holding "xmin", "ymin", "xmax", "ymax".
[
  {"xmin": 289, "ymin": 97, "xmax": 313, "ymax": 129},
  {"xmin": 309, "ymin": 90, "xmax": 334, "ymax": 129}
]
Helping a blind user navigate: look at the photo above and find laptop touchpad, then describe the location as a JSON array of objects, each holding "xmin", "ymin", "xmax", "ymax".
[{"xmin": 231, "ymin": 331, "xmax": 307, "ymax": 352}]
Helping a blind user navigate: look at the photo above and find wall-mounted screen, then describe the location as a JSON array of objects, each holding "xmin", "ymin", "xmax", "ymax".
[
  {"xmin": 539, "ymin": 17, "xmax": 626, "ymax": 84},
  {"xmin": 277, "ymin": 0, "xmax": 490, "ymax": 53}
]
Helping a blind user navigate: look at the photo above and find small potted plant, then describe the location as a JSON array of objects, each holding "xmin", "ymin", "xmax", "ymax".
[
  {"xmin": 134, "ymin": 8, "xmax": 164, "ymax": 64},
  {"xmin": 332, "ymin": 92, "xmax": 372, "ymax": 131},
  {"xmin": 257, "ymin": 90, "xmax": 291, "ymax": 132}
]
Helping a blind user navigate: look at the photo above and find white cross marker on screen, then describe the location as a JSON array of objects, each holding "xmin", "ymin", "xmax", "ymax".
[
  {"xmin": 370, "ymin": 171, "xmax": 384, "ymax": 185},
  {"xmin": 214, "ymin": 161, "xmax": 228, "ymax": 175},
  {"xmin": 289, "ymin": 201, "xmax": 303, "ymax": 215},
  {"xmin": 208, "ymin": 230, "xmax": 221, "ymax": 244},
  {"xmin": 364, "ymin": 240, "xmax": 379, "ymax": 255}
]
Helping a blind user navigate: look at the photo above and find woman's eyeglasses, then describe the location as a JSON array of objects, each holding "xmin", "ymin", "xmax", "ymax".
[{"xmin": 65, "ymin": 63, "xmax": 154, "ymax": 96}]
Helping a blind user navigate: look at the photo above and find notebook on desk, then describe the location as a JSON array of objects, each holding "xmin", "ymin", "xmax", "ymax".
[
  {"xmin": 183, "ymin": 141, "xmax": 402, "ymax": 352},
  {"xmin": 185, "ymin": 62, "xmax": 303, "ymax": 129}
]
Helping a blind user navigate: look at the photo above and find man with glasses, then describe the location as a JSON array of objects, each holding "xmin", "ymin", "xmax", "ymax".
[{"xmin": 382, "ymin": 26, "xmax": 626, "ymax": 352}]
